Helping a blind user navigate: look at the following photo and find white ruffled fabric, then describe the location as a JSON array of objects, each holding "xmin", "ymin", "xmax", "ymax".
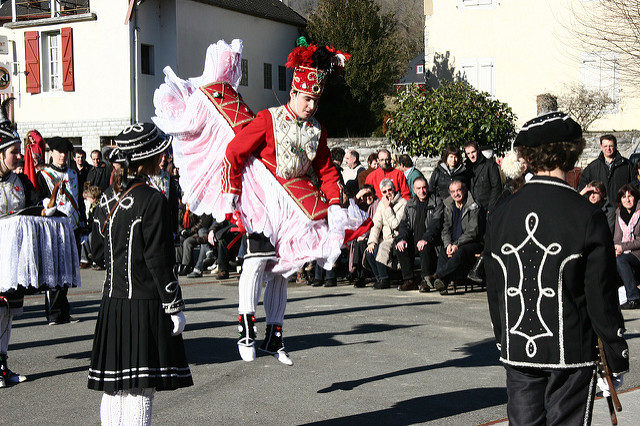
[
  {"xmin": 0, "ymin": 216, "xmax": 81, "ymax": 293},
  {"xmin": 153, "ymin": 39, "xmax": 366, "ymax": 277}
]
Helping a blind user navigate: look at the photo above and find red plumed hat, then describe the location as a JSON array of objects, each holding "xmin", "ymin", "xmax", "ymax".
[{"xmin": 286, "ymin": 37, "xmax": 350, "ymax": 96}]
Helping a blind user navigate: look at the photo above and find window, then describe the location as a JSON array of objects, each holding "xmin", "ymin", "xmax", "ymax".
[
  {"xmin": 459, "ymin": 0, "xmax": 496, "ymax": 8},
  {"xmin": 264, "ymin": 63, "xmax": 272, "ymax": 90},
  {"xmin": 416, "ymin": 64, "xmax": 424, "ymax": 75},
  {"xmin": 41, "ymin": 30, "xmax": 61, "ymax": 92},
  {"xmin": 580, "ymin": 52, "xmax": 619, "ymax": 109},
  {"xmin": 278, "ymin": 65, "xmax": 287, "ymax": 91},
  {"xmin": 240, "ymin": 59, "xmax": 248, "ymax": 86},
  {"xmin": 141, "ymin": 44, "xmax": 154, "ymax": 75},
  {"xmin": 460, "ymin": 58, "xmax": 495, "ymax": 96}
]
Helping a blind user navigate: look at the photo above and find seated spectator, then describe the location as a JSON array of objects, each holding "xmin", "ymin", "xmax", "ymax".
[
  {"xmin": 397, "ymin": 154, "xmax": 425, "ymax": 198},
  {"xmin": 429, "ymin": 145, "xmax": 468, "ymax": 201},
  {"xmin": 394, "ymin": 177, "xmax": 443, "ymax": 291},
  {"xmin": 15, "ymin": 159, "xmax": 24, "ymax": 174},
  {"xmin": 464, "ymin": 141, "xmax": 502, "ymax": 212},
  {"xmin": 580, "ymin": 180, "xmax": 615, "ymax": 232},
  {"xmin": 613, "ymin": 184, "xmax": 640, "ymax": 309},
  {"xmin": 358, "ymin": 153, "xmax": 378, "ymax": 189},
  {"xmin": 342, "ymin": 149, "xmax": 365, "ymax": 190},
  {"xmin": 365, "ymin": 179, "xmax": 408, "ymax": 289},
  {"xmin": 177, "ymin": 213, "xmax": 213, "ymax": 276},
  {"xmin": 426, "ymin": 180, "xmax": 482, "ymax": 295},
  {"xmin": 331, "ymin": 147, "xmax": 345, "ymax": 176},
  {"xmin": 202, "ymin": 218, "xmax": 240, "ymax": 279},
  {"xmin": 365, "ymin": 149, "xmax": 411, "ymax": 200},
  {"xmin": 348, "ymin": 185, "xmax": 378, "ymax": 287}
]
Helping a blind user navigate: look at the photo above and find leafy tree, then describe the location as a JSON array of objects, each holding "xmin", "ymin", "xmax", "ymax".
[
  {"xmin": 386, "ymin": 82, "xmax": 516, "ymax": 157},
  {"xmin": 306, "ymin": 0, "xmax": 406, "ymax": 136}
]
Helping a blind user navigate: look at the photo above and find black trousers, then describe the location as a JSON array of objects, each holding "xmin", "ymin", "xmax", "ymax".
[
  {"xmin": 505, "ymin": 365, "xmax": 597, "ymax": 426},
  {"xmin": 436, "ymin": 242, "xmax": 483, "ymax": 280},
  {"xmin": 394, "ymin": 242, "xmax": 437, "ymax": 280}
]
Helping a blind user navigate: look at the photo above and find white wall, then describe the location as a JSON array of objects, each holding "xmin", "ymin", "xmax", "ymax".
[{"xmin": 175, "ymin": 0, "xmax": 301, "ymax": 113}]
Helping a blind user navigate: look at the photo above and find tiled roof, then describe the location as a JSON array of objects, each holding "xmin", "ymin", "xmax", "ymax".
[
  {"xmin": 192, "ymin": 0, "xmax": 306, "ymax": 27},
  {"xmin": 397, "ymin": 52, "xmax": 426, "ymax": 85}
]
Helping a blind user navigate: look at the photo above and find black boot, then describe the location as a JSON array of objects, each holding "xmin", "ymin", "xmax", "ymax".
[
  {"xmin": 259, "ymin": 324, "xmax": 293, "ymax": 365},
  {"xmin": 467, "ymin": 256, "xmax": 484, "ymax": 283},
  {"xmin": 237, "ymin": 314, "xmax": 257, "ymax": 362},
  {"xmin": 373, "ymin": 278, "xmax": 390, "ymax": 289}
]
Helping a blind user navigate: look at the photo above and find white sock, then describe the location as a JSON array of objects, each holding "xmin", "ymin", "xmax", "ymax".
[
  {"xmin": 0, "ymin": 307, "xmax": 11, "ymax": 354},
  {"xmin": 100, "ymin": 392, "xmax": 124, "ymax": 426},
  {"xmin": 264, "ymin": 274, "xmax": 287, "ymax": 325},
  {"xmin": 238, "ymin": 257, "xmax": 268, "ymax": 315},
  {"xmin": 123, "ymin": 388, "xmax": 154, "ymax": 426}
]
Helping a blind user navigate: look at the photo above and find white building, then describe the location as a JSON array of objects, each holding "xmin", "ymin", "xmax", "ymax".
[{"xmin": 0, "ymin": 0, "xmax": 305, "ymax": 152}]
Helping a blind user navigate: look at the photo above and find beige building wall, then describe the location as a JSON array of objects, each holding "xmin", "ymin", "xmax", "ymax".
[{"xmin": 424, "ymin": 0, "xmax": 640, "ymax": 131}]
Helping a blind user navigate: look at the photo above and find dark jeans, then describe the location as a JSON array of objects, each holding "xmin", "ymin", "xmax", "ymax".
[
  {"xmin": 314, "ymin": 263, "xmax": 336, "ymax": 282},
  {"xmin": 436, "ymin": 242, "xmax": 483, "ymax": 281},
  {"xmin": 180, "ymin": 229, "xmax": 208, "ymax": 267},
  {"xmin": 365, "ymin": 244, "xmax": 388, "ymax": 281},
  {"xmin": 505, "ymin": 365, "xmax": 596, "ymax": 425},
  {"xmin": 394, "ymin": 241, "xmax": 437, "ymax": 280},
  {"xmin": 616, "ymin": 252, "xmax": 640, "ymax": 301}
]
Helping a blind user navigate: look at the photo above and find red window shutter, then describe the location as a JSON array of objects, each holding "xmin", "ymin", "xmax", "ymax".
[
  {"xmin": 61, "ymin": 27, "xmax": 74, "ymax": 92},
  {"xmin": 24, "ymin": 31, "xmax": 40, "ymax": 94}
]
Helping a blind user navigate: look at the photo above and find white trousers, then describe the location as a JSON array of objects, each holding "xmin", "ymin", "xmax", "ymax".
[
  {"xmin": 100, "ymin": 388, "xmax": 155, "ymax": 426},
  {"xmin": 238, "ymin": 257, "xmax": 287, "ymax": 325}
]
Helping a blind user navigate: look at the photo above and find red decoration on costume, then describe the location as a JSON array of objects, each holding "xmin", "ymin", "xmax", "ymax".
[
  {"xmin": 200, "ymin": 82, "xmax": 255, "ymax": 130},
  {"xmin": 182, "ymin": 205, "xmax": 190, "ymax": 229},
  {"xmin": 343, "ymin": 217, "xmax": 373, "ymax": 244},
  {"xmin": 14, "ymin": 186, "xmax": 21, "ymax": 192},
  {"xmin": 226, "ymin": 210, "xmax": 246, "ymax": 250},
  {"xmin": 285, "ymin": 43, "xmax": 350, "ymax": 96}
]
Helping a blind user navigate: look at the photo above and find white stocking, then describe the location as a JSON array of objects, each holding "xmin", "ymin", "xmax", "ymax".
[
  {"xmin": 100, "ymin": 392, "xmax": 124, "ymax": 426},
  {"xmin": 123, "ymin": 388, "xmax": 155, "ymax": 426},
  {"xmin": 238, "ymin": 257, "xmax": 268, "ymax": 315},
  {"xmin": 264, "ymin": 274, "xmax": 287, "ymax": 325},
  {"xmin": 0, "ymin": 307, "xmax": 11, "ymax": 354}
]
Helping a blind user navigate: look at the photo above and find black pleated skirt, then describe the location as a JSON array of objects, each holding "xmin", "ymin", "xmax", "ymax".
[{"xmin": 87, "ymin": 296, "xmax": 193, "ymax": 393}]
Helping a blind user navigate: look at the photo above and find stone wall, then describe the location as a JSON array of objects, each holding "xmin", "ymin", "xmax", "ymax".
[{"xmin": 329, "ymin": 130, "xmax": 640, "ymax": 180}]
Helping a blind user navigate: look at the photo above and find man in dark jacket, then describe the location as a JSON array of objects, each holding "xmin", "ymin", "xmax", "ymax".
[
  {"xmin": 71, "ymin": 148, "xmax": 92, "ymax": 193},
  {"xmin": 427, "ymin": 180, "xmax": 483, "ymax": 294},
  {"xmin": 464, "ymin": 141, "xmax": 502, "ymax": 212},
  {"xmin": 394, "ymin": 177, "xmax": 443, "ymax": 291},
  {"xmin": 577, "ymin": 134, "xmax": 636, "ymax": 203},
  {"xmin": 86, "ymin": 149, "xmax": 113, "ymax": 191},
  {"xmin": 485, "ymin": 112, "xmax": 628, "ymax": 425}
]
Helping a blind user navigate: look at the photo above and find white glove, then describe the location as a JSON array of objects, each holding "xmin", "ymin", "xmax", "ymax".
[
  {"xmin": 44, "ymin": 206, "xmax": 57, "ymax": 217},
  {"xmin": 596, "ymin": 374, "xmax": 623, "ymax": 397},
  {"xmin": 170, "ymin": 311, "xmax": 186, "ymax": 336},
  {"xmin": 214, "ymin": 193, "xmax": 239, "ymax": 223},
  {"xmin": 327, "ymin": 204, "xmax": 348, "ymax": 232}
]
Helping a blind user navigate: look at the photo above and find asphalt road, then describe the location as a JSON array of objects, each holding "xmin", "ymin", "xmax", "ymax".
[{"xmin": 2, "ymin": 270, "xmax": 639, "ymax": 425}]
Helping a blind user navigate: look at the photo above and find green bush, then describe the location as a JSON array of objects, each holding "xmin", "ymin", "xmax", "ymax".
[{"xmin": 386, "ymin": 82, "xmax": 517, "ymax": 157}]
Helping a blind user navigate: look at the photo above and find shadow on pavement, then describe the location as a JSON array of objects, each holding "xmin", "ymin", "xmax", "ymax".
[
  {"xmin": 317, "ymin": 338, "xmax": 498, "ymax": 393},
  {"xmin": 183, "ymin": 292, "xmax": 353, "ymax": 314},
  {"xmin": 26, "ymin": 365, "xmax": 89, "ymax": 382},
  {"xmin": 303, "ymin": 386, "xmax": 507, "ymax": 425},
  {"xmin": 10, "ymin": 334, "xmax": 94, "ymax": 351},
  {"xmin": 287, "ymin": 323, "xmax": 419, "ymax": 351}
]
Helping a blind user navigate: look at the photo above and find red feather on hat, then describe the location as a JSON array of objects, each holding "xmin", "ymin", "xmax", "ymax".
[{"xmin": 285, "ymin": 44, "xmax": 318, "ymax": 69}]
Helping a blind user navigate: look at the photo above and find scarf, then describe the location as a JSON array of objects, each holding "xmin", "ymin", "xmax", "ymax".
[
  {"xmin": 24, "ymin": 130, "xmax": 45, "ymax": 190},
  {"xmin": 618, "ymin": 207, "xmax": 640, "ymax": 249}
]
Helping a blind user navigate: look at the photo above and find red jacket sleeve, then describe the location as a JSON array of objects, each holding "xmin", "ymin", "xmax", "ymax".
[
  {"xmin": 397, "ymin": 171, "xmax": 411, "ymax": 200},
  {"xmin": 312, "ymin": 127, "xmax": 341, "ymax": 205},
  {"xmin": 222, "ymin": 111, "xmax": 269, "ymax": 195}
]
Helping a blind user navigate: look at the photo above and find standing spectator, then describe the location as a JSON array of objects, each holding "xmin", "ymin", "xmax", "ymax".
[
  {"xmin": 429, "ymin": 145, "xmax": 468, "ymax": 201},
  {"xmin": 613, "ymin": 184, "xmax": 640, "ymax": 309},
  {"xmin": 365, "ymin": 179, "xmax": 408, "ymax": 289},
  {"xmin": 342, "ymin": 149, "xmax": 365, "ymax": 190},
  {"xmin": 464, "ymin": 141, "xmax": 502, "ymax": 211},
  {"xmin": 71, "ymin": 148, "xmax": 92, "ymax": 193},
  {"xmin": 485, "ymin": 112, "xmax": 628, "ymax": 424},
  {"xmin": 79, "ymin": 185, "xmax": 102, "ymax": 269},
  {"xmin": 397, "ymin": 154, "xmax": 425, "ymax": 198},
  {"xmin": 578, "ymin": 134, "xmax": 636, "ymax": 203},
  {"xmin": 86, "ymin": 149, "xmax": 113, "ymax": 191},
  {"xmin": 427, "ymin": 180, "xmax": 482, "ymax": 295},
  {"xmin": 365, "ymin": 149, "xmax": 411, "ymax": 200},
  {"xmin": 580, "ymin": 180, "xmax": 616, "ymax": 232},
  {"xmin": 37, "ymin": 137, "xmax": 81, "ymax": 325},
  {"xmin": 395, "ymin": 177, "xmax": 443, "ymax": 291},
  {"xmin": 358, "ymin": 153, "xmax": 378, "ymax": 189}
]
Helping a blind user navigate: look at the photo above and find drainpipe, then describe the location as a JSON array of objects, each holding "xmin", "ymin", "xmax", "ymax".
[{"xmin": 130, "ymin": 7, "xmax": 139, "ymax": 124}]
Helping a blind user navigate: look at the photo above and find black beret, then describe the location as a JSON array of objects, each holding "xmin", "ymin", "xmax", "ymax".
[
  {"xmin": 47, "ymin": 136, "xmax": 74, "ymax": 153},
  {"xmin": 514, "ymin": 112, "xmax": 582, "ymax": 147}
]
